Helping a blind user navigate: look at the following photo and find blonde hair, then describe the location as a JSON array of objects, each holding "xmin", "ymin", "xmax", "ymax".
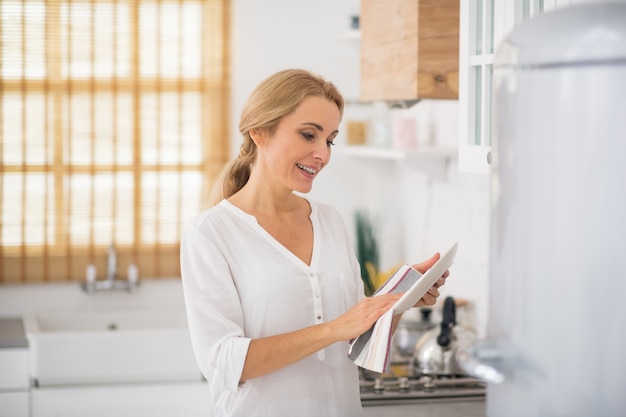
[{"xmin": 208, "ymin": 69, "xmax": 344, "ymax": 206}]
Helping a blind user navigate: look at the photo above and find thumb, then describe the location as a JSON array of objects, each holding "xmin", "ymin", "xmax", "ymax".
[{"xmin": 412, "ymin": 252, "xmax": 440, "ymax": 274}]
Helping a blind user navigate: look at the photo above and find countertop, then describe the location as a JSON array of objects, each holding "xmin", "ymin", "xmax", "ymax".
[{"xmin": 0, "ymin": 317, "xmax": 28, "ymax": 348}]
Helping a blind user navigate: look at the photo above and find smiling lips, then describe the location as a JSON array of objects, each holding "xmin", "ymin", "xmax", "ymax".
[{"xmin": 296, "ymin": 163, "xmax": 318, "ymax": 177}]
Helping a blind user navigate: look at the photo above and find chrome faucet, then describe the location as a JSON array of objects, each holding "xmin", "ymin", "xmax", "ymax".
[{"xmin": 81, "ymin": 244, "xmax": 139, "ymax": 293}]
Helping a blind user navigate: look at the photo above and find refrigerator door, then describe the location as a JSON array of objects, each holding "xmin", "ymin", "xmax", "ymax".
[{"xmin": 458, "ymin": 3, "xmax": 626, "ymax": 417}]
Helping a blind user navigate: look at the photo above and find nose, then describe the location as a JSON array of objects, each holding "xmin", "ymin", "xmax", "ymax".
[{"xmin": 314, "ymin": 140, "xmax": 331, "ymax": 166}]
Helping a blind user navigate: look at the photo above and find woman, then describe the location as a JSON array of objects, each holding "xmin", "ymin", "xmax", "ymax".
[{"xmin": 180, "ymin": 69, "xmax": 448, "ymax": 417}]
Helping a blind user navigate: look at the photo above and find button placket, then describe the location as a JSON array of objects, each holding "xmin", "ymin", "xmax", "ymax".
[{"xmin": 308, "ymin": 272, "xmax": 325, "ymax": 360}]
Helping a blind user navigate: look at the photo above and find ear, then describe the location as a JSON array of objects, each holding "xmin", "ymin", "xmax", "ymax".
[{"xmin": 249, "ymin": 128, "xmax": 266, "ymax": 146}]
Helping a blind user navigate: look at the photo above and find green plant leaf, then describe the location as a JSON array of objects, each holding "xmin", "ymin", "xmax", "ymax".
[{"xmin": 355, "ymin": 211, "xmax": 379, "ymax": 297}]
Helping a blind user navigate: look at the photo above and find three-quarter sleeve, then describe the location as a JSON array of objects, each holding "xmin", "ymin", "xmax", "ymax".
[{"xmin": 180, "ymin": 219, "xmax": 251, "ymax": 394}]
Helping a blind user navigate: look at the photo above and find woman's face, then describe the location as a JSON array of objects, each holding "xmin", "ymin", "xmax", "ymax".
[{"xmin": 256, "ymin": 96, "xmax": 341, "ymax": 194}]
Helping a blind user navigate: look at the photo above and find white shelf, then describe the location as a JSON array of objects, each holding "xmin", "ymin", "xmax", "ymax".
[
  {"xmin": 337, "ymin": 30, "xmax": 361, "ymax": 42},
  {"xmin": 333, "ymin": 145, "xmax": 457, "ymax": 181},
  {"xmin": 334, "ymin": 145, "xmax": 457, "ymax": 160}
]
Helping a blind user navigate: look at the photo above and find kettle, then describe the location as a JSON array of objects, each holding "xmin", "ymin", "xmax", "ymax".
[
  {"xmin": 412, "ymin": 296, "xmax": 476, "ymax": 375},
  {"xmin": 393, "ymin": 308, "xmax": 437, "ymax": 358}
]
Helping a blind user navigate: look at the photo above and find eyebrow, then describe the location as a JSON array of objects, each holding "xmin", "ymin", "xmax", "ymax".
[{"xmin": 302, "ymin": 122, "xmax": 339, "ymax": 136}]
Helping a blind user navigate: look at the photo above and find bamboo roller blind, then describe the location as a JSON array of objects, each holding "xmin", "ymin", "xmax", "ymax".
[{"xmin": 0, "ymin": 0, "xmax": 230, "ymax": 283}]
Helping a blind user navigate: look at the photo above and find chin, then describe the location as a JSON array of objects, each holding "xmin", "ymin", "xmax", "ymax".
[{"xmin": 293, "ymin": 183, "xmax": 314, "ymax": 194}]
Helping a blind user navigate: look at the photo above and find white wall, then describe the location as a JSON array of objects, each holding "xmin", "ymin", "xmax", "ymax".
[
  {"xmin": 231, "ymin": 0, "xmax": 490, "ymax": 335},
  {"xmin": 230, "ymin": 0, "xmax": 362, "ymax": 155}
]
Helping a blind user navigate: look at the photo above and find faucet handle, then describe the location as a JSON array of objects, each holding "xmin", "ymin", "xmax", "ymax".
[
  {"xmin": 107, "ymin": 244, "xmax": 117, "ymax": 278},
  {"xmin": 127, "ymin": 264, "xmax": 139, "ymax": 292},
  {"xmin": 128, "ymin": 264, "xmax": 138, "ymax": 284},
  {"xmin": 86, "ymin": 264, "xmax": 97, "ymax": 283},
  {"xmin": 82, "ymin": 264, "xmax": 98, "ymax": 293}
]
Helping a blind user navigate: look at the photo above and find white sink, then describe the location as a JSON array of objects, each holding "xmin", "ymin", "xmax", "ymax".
[{"xmin": 23, "ymin": 309, "xmax": 202, "ymax": 386}]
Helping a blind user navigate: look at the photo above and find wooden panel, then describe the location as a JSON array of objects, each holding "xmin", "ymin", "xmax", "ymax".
[
  {"xmin": 361, "ymin": 0, "xmax": 459, "ymax": 101},
  {"xmin": 361, "ymin": 0, "xmax": 419, "ymax": 101},
  {"xmin": 417, "ymin": 0, "xmax": 459, "ymax": 98}
]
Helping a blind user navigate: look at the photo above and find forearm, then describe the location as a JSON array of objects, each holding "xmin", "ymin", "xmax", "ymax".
[
  {"xmin": 240, "ymin": 322, "xmax": 338, "ymax": 382},
  {"xmin": 240, "ymin": 293, "xmax": 402, "ymax": 382}
]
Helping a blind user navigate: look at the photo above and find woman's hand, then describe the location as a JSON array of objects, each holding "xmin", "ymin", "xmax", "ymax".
[
  {"xmin": 328, "ymin": 293, "xmax": 401, "ymax": 342},
  {"xmin": 412, "ymin": 253, "xmax": 449, "ymax": 307}
]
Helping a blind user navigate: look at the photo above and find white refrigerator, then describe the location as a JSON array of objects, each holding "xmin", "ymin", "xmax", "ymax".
[{"xmin": 458, "ymin": 2, "xmax": 626, "ymax": 416}]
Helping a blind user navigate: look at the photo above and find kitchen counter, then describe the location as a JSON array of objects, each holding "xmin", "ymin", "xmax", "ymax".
[
  {"xmin": 362, "ymin": 398, "xmax": 486, "ymax": 417},
  {"xmin": 0, "ymin": 317, "xmax": 27, "ymax": 348}
]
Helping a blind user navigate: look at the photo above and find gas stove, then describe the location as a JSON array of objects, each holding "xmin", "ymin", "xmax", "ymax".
[{"xmin": 359, "ymin": 365, "xmax": 486, "ymax": 406}]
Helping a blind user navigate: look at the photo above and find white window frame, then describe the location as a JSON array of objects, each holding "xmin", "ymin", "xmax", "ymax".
[{"xmin": 458, "ymin": 0, "xmax": 572, "ymax": 174}]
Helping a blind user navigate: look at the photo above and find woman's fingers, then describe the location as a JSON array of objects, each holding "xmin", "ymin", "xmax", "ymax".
[
  {"xmin": 411, "ymin": 252, "xmax": 440, "ymax": 274},
  {"xmin": 434, "ymin": 274, "xmax": 447, "ymax": 288},
  {"xmin": 333, "ymin": 294, "xmax": 401, "ymax": 341}
]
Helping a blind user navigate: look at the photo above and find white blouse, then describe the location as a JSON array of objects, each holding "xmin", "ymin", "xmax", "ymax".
[{"xmin": 180, "ymin": 198, "xmax": 366, "ymax": 417}]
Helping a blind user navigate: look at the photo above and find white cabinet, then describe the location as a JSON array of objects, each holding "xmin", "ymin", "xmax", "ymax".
[
  {"xmin": 31, "ymin": 382, "xmax": 212, "ymax": 417},
  {"xmin": 458, "ymin": 0, "xmax": 573, "ymax": 173},
  {"xmin": 0, "ymin": 348, "xmax": 29, "ymax": 390},
  {"xmin": 0, "ymin": 392, "xmax": 29, "ymax": 417},
  {"xmin": 0, "ymin": 348, "xmax": 30, "ymax": 417}
]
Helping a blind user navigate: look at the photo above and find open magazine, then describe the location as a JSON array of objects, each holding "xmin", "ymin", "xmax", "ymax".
[{"xmin": 348, "ymin": 242, "xmax": 459, "ymax": 373}]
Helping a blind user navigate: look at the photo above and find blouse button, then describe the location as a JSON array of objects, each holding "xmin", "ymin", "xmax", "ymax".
[{"xmin": 317, "ymin": 315, "xmax": 322, "ymax": 320}]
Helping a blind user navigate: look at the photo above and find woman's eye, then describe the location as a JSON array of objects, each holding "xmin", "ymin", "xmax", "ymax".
[
  {"xmin": 302, "ymin": 132, "xmax": 315, "ymax": 141},
  {"xmin": 327, "ymin": 140, "xmax": 335, "ymax": 147}
]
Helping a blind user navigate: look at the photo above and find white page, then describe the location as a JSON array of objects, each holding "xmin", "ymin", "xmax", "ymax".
[{"xmin": 392, "ymin": 241, "xmax": 458, "ymax": 314}]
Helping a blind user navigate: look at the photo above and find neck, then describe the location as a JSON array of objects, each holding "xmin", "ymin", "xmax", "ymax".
[{"xmin": 229, "ymin": 178, "xmax": 301, "ymax": 217}]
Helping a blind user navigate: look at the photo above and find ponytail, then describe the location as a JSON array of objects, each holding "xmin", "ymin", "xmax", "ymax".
[{"xmin": 208, "ymin": 134, "xmax": 256, "ymax": 207}]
